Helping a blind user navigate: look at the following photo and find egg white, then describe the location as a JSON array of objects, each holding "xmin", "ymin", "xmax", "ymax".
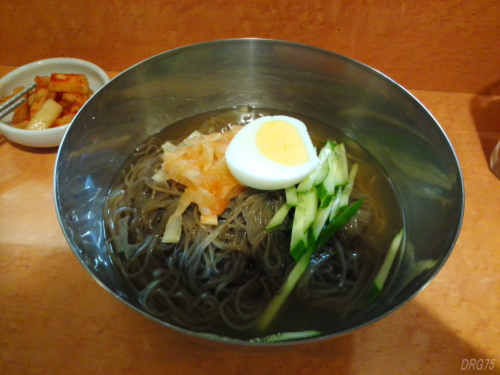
[{"xmin": 225, "ymin": 115, "xmax": 319, "ymax": 190}]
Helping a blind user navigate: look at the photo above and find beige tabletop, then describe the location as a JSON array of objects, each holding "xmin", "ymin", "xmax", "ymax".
[{"xmin": 1, "ymin": 64, "xmax": 499, "ymax": 374}]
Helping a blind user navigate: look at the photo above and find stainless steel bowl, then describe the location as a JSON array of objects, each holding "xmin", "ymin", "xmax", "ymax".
[{"xmin": 54, "ymin": 39, "xmax": 464, "ymax": 344}]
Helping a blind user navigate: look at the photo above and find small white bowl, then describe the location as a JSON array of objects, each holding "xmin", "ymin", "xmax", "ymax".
[{"xmin": 0, "ymin": 58, "xmax": 109, "ymax": 148}]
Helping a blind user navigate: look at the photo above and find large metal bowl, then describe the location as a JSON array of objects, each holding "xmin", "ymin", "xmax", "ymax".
[{"xmin": 54, "ymin": 39, "xmax": 464, "ymax": 344}]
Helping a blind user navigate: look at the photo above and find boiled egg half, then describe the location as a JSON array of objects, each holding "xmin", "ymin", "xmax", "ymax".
[{"xmin": 225, "ymin": 115, "xmax": 319, "ymax": 190}]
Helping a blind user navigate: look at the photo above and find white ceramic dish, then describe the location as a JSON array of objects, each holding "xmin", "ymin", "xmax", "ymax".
[{"xmin": 0, "ymin": 58, "xmax": 109, "ymax": 147}]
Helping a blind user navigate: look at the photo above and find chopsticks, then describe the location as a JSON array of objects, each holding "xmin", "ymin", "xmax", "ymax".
[{"xmin": 0, "ymin": 82, "xmax": 38, "ymax": 120}]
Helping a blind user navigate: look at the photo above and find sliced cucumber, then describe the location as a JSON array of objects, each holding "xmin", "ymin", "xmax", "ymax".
[
  {"xmin": 317, "ymin": 170, "xmax": 336, "ymax": 204},
  {"xmin": 339, "ymin": 163, "xmax": 359, "ymax": 209},
  {"xmin": 285, "ymin": 186, "xmax": 298, "ymax": 207},
  {"xmin": 290, "ymin": 188, "xmax": 317, "ymax": 261},
  {"xmin": 250, "ymin": 330, "xmax": 322, "ymax": 343},
  {"xmin": 302, "ymin": 186, "xmax": 318, "ymax": 232},
  {"xmin": 328, "ymin": 186, "xmax": 344, "ymax": 221},
  {"xmin": 313, "ymin": 157, "xmax": 330, "ymax": 185},
  {"xmin": 317, "ymin": 151, "xmax": 336, "ymax": 203},
  {"xmin": 258, "ymin": 139, "xmax": 367, "ymax": 332},
  {"xmin": 296, "ymin": 144, "xmax": 333, "ymax": 193},
  {"xmin": 315, "ymin": 198, "xmax": 365, "ymax": 253},
  {"xmin": 330, "ymin": 142, "xmax": 349, "ymax": 187},
  {"xmin": 290, "ymin": 203, "xmax": 307, "ymax": 261},
  {"xmin": 317, "ymin": 142, "xmax": 347, "ymax": 204},
  {"xmin": 257, "ymin": 247, "xmax": 314, "ymax": 332},
  {"xmin": 311, "ymin": 197, "xmax": 335, "ymax": 240},
  {"xmin": 370, "ymin": 229, "xmax": 404, "ymax": 299},
  {"xmin": 266, "ymin": 204, "xmax": 292, "ymax": 230}
]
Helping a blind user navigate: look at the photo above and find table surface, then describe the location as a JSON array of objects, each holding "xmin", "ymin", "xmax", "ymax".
[{"xmin": 1, "ymin": 66, "xmax": 499, "ymax": 375}]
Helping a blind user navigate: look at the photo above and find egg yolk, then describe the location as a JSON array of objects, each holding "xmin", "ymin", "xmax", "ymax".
[{"xmin": 256, "ymin": 120, "xmax": 309, "ymax": 166}]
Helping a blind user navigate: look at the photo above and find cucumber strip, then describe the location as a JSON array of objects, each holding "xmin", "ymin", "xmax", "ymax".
[
  {"xmin": 296, "ymin": 144, "xmax": 332, "ymax": 192},
  {"xmin": 258, "ymin": 156, "xmax": 364, "ymax": 332},
  {"xmin": 369, "ymin": 229, "xmax": 404, "ymax": 300},
  {"xmin": 198, "ymin": 330, "xmax": 321, "ymax": 343},
  {"xmin": 258, "ymin": 199, "xmax": 365, "ymax": 332},
  {"xmin": 257, "ymin": 247, "xmax": 314, "ymax": 332},
  {"xmin": 291, "ymin": 188, "xmax": 318, "ymax": 261},
  {"xmin": 290, "ymin": 204, "xmax": 307, "ymax": 260},
  {"xmin": 199, "ymin": 329, "xmax": 322, "ymax": 343},
  {"xmin": 302, "ymin": 186, "xmax": 318, "ymax": 232},
  {"xmin": 313, "ymin": 157, "xmax": 330, "ymax": 186},
  {"xmin": 326, "ymin": 140, "xmax": 337, "ymax": 150},
  {"xmin": 317, "ymin": 181, "xmax": 332, "ymax": 200},
  {"xmin": 319, "ymin": 196, "xmax": 333, "ymax": 209},
  {"xmin": 317, "ymin": 153, "xmax": 336, "ymax": 201},
  {"xmin": 328, "ymin": 186, "xmax": 344, "ymax": 220},
  {"xmin": 250, "ymin": 330, "xmax": 322, "ymax": 343},
  {"xmin": 266, "ymin": 204, "xmax": 292, "ymax": 230},
  {"xmin": 339, "ymin": 163, "xmax": 359, "ymax": 209},
  {"xmin": 331, "ymin": 143, "xmax": 348, "ymax": 187},
  {"xmin": 320, "ymin": 181, "xmax": 340, "ymax": 210},
  {"xmin": 285, "ymin": 186, "xmax": 298, "ymax": 207},
  {"xmin": 315, "ymin": 198, "xmax": 365, "ymax": 253},
  {"xmin": 312, "ymin": 197, "xmax": 335, "ymax": 240}
]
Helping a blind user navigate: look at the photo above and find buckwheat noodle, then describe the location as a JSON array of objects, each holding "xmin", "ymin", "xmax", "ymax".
[{"xmin": 103, "ymin": 124, "xmax": 376, "ymax": 333}]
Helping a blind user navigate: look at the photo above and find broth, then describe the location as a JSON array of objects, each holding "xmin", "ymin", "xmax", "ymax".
[{"xmin": 104, "ymin": 106, "xmax": 404, "ymax": 340}]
